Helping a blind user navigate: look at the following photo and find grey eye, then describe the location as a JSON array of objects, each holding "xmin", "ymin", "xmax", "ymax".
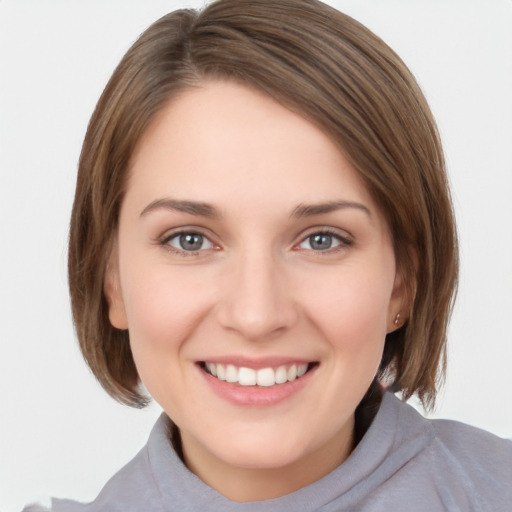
[
  {"xmin": 300, "ymin": 233, "xmax": 342, "ymax": 251},
  {"xmin": 168, "ymin": 233, "xmax": 213, "ymax": 251}
]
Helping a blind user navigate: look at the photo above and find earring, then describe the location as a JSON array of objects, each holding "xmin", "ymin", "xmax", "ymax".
[{"xmin": 394, "ymin": 313, "xmax": 401, "ymax": 326}]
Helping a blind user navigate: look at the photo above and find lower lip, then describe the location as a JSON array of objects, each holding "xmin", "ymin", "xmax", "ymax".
[{"xmin": 199, "ymin": 365, "xmax": 316, "ymax": 407}]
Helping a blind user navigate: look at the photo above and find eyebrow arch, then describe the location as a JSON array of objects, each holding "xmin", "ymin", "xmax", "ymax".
[
  {"xmin": 291, "ymin": 200, "xmax": 372, "ymax": 220},
  {"xmin": 140, "ymin": 198, "xmax": 220, "ymax": 218}
]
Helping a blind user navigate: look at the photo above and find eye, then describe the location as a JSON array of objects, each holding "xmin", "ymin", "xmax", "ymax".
[
  {"xmin": 298, "ymin": 231, "xmax": 351, "ymax": 252},
  {"xmin": 165, "ymin": 232, "xmax": 214, "ymax": 252}
]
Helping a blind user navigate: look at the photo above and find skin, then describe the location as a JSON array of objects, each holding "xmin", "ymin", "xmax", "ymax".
[{"xmin": 105, "ymin": 80, "xmax": 405, "ymax": 502}]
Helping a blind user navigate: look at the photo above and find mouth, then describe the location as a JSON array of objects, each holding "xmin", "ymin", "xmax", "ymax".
[{"xmin": 199, "ymin": 361, "xmax": 318, "ymax": 387}]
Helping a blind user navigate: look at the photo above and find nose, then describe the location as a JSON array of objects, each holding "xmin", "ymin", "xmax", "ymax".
[{"xmin": 216, "ymin": 250, "xmax": 299, "ymax": 341}]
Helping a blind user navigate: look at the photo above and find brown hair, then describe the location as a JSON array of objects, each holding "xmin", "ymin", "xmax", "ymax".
[{"xmin": 69, "ymin": 0, "xmax": 458, "ymax": 409}]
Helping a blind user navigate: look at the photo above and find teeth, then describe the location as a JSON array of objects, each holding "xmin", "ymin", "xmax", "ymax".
[
  {"xmin": 238, "ymin": 367, "xmax": 257, "ymax": 386},
  {"xmin": 216, "ymin": 364, "xmax": 226, "ymax": 381},
  {"xmin": 206, "ymin": 362, "xmax": 217, "ymax": 377},
  {"xmin": 204, "ymin": 362, "xmax": 311, "ymax": 387},
  {"xmin": 256, "ymin": 367, "xmax": 275, "ymax": 387},
  {"xmin": 297, "ymin": 364, "xmax": 308, "ymax": 377},
  {"xmin": 275, "ymin": 365, "xmax": 288, "ymax": 384},
  {"xmin": 226, "ymin": 364, "xmax": 238, "ymax": 383}
]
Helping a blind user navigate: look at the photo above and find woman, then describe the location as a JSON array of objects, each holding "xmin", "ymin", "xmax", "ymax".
[{"xmin": 23, "ymin": 0, "xmax": 511, "ymax": 510}]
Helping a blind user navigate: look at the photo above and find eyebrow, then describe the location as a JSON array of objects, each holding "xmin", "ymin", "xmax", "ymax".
[
  {"xmin": 140, "ymin": 198, "xmax": 220, "ymax": 218},
  {"xmin": 140, "ymin": 197, "xmax": 372, "ymax": 221},
  {"xmin": 291, "ymin": 200, "xmax": 372, "ymax": 220}
]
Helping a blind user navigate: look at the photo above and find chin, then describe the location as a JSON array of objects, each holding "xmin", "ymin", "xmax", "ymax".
[{"xmin": 214, "ymin": 438, "xmax": 312, "ymax": 470}]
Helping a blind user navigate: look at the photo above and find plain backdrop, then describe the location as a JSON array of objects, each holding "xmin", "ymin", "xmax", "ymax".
[{"xmin": 1, "ymin": 1, "xmax": 511, "ymax": 510}]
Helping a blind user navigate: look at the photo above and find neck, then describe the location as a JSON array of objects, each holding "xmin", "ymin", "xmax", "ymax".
[{"xmin": 178, "ymin": 417, "xmax": 355, "ymax": 502}]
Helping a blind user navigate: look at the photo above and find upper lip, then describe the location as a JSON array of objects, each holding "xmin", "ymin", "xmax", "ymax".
[{"xmin": 197, "ymin": 356, "xmax": 316, "ymax": 369}]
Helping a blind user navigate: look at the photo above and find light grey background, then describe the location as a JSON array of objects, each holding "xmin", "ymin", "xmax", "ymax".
[{"xmin": 1, "ymin": 1, "xmax": 511, "ymax": 511}]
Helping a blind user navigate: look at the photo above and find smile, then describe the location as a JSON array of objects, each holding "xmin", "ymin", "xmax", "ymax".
[{"xmin": 201, "ymin": 362, "xmax": 313, "ymax": 387}]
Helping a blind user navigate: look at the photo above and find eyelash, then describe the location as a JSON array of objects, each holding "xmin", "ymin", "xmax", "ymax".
[{"xmin": 159, "ymin": 227, "xmax": 353, "ymax": 257}]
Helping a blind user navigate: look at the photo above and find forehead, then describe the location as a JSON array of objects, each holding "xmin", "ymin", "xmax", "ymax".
[{"xmin": 125, "ymin": 80, "xmax": 379, "ymax": 221}]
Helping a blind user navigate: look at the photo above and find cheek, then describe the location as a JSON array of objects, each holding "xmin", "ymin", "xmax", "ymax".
[
  {"xmin": 120, "ymin": 267, "xmax": 217, "ymax": 411},
  {"xmin": 121, "ymin": 266, "xmax": 214, "ymax": 361},
  {"xmin": 286, "ymin": 264, "xmax": 394, "ymax": 437},
  {"xmin": 301, "ymin": 264, "xmax": 393, "ymax": 357}
]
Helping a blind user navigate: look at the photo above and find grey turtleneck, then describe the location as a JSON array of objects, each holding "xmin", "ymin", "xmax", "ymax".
[{"xmin": 24, "ymin": 392, "xmax": 512, "ymax": 511}]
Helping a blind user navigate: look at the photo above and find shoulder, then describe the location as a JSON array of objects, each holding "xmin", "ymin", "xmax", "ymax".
[
  {"xmin": 386, "ymin": 393, "xmax": 512, "ymax": 479},
  {"xmin": 430, "ymin": 416, "xmax": 512, "ymax": 481},
  {"xmin": 379, "ymin": 393, "xmax": 512, "ymax": 510},
  {"xmin": 22, "ymin": 505, "xmax": 52, "ymax": 512},
  {"xmin": 23, "ymin": 414, "xmax": 171, "ymax": 512},
  {"xmin": 425, "ymin": 411, "xmax": 512, "ymax": 510},
  {"xmin": 23, "ymin": 446, "xmax": 156, "ymax": 512}
]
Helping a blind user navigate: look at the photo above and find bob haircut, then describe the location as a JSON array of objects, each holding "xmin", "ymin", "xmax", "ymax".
[{"xmin": 68, "ymin": 0, "xmax": 458, "ymax": 410}]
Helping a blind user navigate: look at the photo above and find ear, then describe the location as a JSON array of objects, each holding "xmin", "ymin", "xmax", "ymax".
[
  {"xmin": 104, "ymin": 247, "xmax": 128, "ymax": 330},
  {"xmin": 387, "ymin": 250, "xmax": 417, "ymax": 333}
]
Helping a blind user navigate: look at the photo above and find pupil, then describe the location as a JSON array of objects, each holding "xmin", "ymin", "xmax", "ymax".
[
  {"xmin": 180, "ymin": 233, "xmax": 203, "ymax": 251},
  {"xmin": 310, "ymin": 234, "xmax": 332, "ymax": 250}
]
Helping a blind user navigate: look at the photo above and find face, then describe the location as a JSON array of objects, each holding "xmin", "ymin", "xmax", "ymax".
[{"xmin": 106, "ymin": 81, "xmax": 405, "ymax": 498}]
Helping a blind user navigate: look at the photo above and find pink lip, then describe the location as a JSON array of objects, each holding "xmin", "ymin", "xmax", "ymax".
[{"xmin": 198, "ymin": 362, "xmax": 317, "ymax": 407}]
